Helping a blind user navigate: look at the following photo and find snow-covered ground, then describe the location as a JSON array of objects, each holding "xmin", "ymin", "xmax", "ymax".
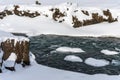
[
  {"xmin": 1, "ymin": 58, "xmax": 120, "ymax": 80},
  {"xmin": 1, "ymin": 0, "xmax": 120, "ymax": 9},
  {"xmin": 0, "ymin": 5, "xmax": 119, "ymax": 37},
  {"xmin": 0, "ymin": 2, "xmax": 119, "ymax": 37},
  {"xmin": 1, "ymin": 0, "xmax": 120, "ymax": 80},
  {"xmin": 0, "ymin": 0, "xmax": 40, "ymax": 5},
  {"xmin": 0, "ymin": 53, "xmax": 120, "ymax": 80}
]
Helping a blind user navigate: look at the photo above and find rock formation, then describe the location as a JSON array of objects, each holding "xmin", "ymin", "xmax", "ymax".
[
  {"xmin": 0, "ymin": 38, "xmax": 30, "ymax": 72},
  {"xmin": 0, "ymin": 5, "xmax": 118, "ymax": 28}
]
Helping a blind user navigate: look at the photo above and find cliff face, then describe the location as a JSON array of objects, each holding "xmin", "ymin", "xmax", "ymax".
[{"xmin": 0, "ymin": 38, "xmax": 30, "ymax": 72}]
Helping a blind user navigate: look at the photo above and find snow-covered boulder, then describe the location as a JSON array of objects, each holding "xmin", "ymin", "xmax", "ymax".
[
  {"xmin": 0, "ymin": 30, "xmax": 30, "ymax": 72},
  {"xmin": 0, "ymin": 3, "xmax": 117, "ymax": 28}
]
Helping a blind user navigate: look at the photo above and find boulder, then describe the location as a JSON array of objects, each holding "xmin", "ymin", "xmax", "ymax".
[{"xmin": 1, "ymin": 38, "xmax": 30, "ymax": 71}]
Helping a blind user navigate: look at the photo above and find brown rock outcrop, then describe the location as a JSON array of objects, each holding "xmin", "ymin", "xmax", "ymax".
[
  {"xmin": 81, "ymin": 10, "xmax": 89, "ymax": 16},
  {"xmin": 1, "ymin": 39, "xmax": 30, "ymax": 71},
  {"xmin": 52, "ymin": 8, "xmax": 65, "ymax": 21},
  {"xmin": 72, "ymin": 16, "xmax": 83, "ymax": 28}
]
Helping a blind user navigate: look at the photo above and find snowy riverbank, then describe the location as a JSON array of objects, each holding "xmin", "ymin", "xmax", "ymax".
[{"xmin": 1, "ymin": 0, "xmax": 120, "ymax": 80}]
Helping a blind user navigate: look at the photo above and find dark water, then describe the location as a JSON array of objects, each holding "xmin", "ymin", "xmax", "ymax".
[{"xmin": 30, "ymin": 35, "xmax": 120, "ymax": 75}]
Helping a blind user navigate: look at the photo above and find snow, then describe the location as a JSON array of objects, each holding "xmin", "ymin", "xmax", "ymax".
[
  {"xmin": 0, "ymin": 4, "xmax": 119, "ymax": 37},
  {"xmin": 101, "ymin": 50, "xmax": 119, "ymax": 55},
  {"xmin": 56, "ymin": 47, "xmax": 85, "ymax": 53},
  {"xmin": 0, "ymin": 30, "xmax": 13, "ymax": 37},
  {"xmin": 3, "ymin": 53, "xmax": 17, "ymax": 67},
  {"xmin": 0, "ymin": 0, "xmax": 41, "ymax": 5},
  {"xmin": 1, "ymin": 0, "xmax": 120, "ymax": 9},
  {"xmin": 85, "ymin": 58, "xmax": 109, "ymax": 67},
  {"xmin": 1, "ymin": 0, "xmax": 120, "ymax": 80},
  {"xmin": 1, "ymin": 58, "xmax": 120, "ymax": 80},
  {"xmin": 0, "ymin": 28, "xmax": 29, "ymax": 45},
  {"xmin": 0, "ymin": 49, "xmax": 3, "ymax": 63},
  {"xmin": 64, "ymin": 55, "xmax": 83, "ymax": 62}
]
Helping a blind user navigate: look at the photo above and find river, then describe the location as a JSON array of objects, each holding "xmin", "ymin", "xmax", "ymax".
[{"xmin": 30, "ymin": 35, "xmax": 120, "ymax": 75}]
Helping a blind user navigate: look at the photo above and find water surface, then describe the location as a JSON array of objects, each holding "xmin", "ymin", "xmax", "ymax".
[{"xmin": 30, "ymin": 35, "xmax": 120, "ymax": 75}]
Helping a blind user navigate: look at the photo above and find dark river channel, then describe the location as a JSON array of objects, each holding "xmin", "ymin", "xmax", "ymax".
[{"xmin": 29, "ymin": 35, "xmax": 120, "ymax": 75}]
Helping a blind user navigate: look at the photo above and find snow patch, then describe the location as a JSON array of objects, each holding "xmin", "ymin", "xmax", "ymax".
[
  {"xmin": 64, "ymin": 55, "xmax": 83, "ymax": 62},
  {"xmin": 85, "ymin": 58, "xmax": 109, "ymax": 67},
  {"xmin": 3, "ymin": 53, "xmax": 17, "ymax": 67}
]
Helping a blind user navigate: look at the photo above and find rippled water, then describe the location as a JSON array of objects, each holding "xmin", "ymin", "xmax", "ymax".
[{"xmin": 30, "ymin": 35, "xmax": 120, "ymax": 75}]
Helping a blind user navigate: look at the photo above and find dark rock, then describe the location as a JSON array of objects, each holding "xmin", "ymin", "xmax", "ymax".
[
  {"xmin": 49, "ymin": 8, "xmax": 54, "ymax": 12},
  {"xmin": 72, "ymin": 16, "xmax": 82, "ymax": 28},
  {"xmin": 12, "ymin": 33, "xmax": 28, "ymax": 37},
  {"xmin": 1, "ymin": 39, "xmax": 30, "ymax": 71},
  {"xmin": 74, "ymin": 10, "xmax": 78, "ymax": 13},
  {"xmin": 52, "ymin": 8, "xmax": 65, "ymax": 21},
  {"xmin": 5, "ymin": 67, "xmax": 15, "ymax": 71},
  {"xmin": 81, "ymin": 10, "xmax": 89, "ymax": 16},
  {"xmin": 103, "ymin": 9, "xmax": 118, "ymax": 23},
  {"xmin": 0, "ymin": 69, "xmax": 2, "ymax": 73},
  {"xmin": 35, "ymin": 1, "xmax": 41, "ymax": 5}
]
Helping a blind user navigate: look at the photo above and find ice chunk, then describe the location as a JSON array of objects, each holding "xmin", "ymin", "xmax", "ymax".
[
  {"xmin": 101, "ymin": 50, "xmax": 119, "ymax": 55},
  {"xmin": 85, "ymin": 58, "xmax": 109, "ymax": 67},
  {"xmin": 56, "ymin": 47, "xmax": 85, "ymax": 53},
  {"xmin": 64, "ymin": 55, "xmax": 83, "ymax": 62}
]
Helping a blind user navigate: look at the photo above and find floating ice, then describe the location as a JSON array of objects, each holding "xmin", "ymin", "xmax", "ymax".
[
  {"xmin": 101, "ymin": 50, "xmax": 119, "ymax": 55},
  {"xmin": 85, "ymin": 58, "xmax": 109, "ymax": 67},
  {"xmin": 56, "ymin": 47, "xmax": 85, "ymax": 53},
  {"xmin": 64, "ymin": 55, "xmax": 83, "ymax": 62}
]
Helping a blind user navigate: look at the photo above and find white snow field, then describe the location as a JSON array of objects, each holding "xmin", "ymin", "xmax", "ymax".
[
  {"xmin": 0, "ymin": 0, "xmax": 41, "ymax": 5},
  {"xmin": 101, "ymin": 49, "xmax": 119, "ymax": 55},
  {"xmin": 64, "ymin": 55, "xmax": 83, "ymax": 62},
  {"xmin": 85, "ymin": 58, "xmax": 109, "ymax": 67},
  {"xmin": 0, "ymin": 2, "xmax": 119, "ymax": 37},
  {"xmin": 1, "ymin": 0, "xmax": 120, "ymax": 8},
  {"xmin": 1, "ymin": 62, "xmax": 120, "ymax": 80},
  {"xmin": 56, "ymin": 47, "xmax": 85, "ymax": 53},
  {"xmin": 1, "ymin": 0, "xmax": 120, "ymax": 80}
]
